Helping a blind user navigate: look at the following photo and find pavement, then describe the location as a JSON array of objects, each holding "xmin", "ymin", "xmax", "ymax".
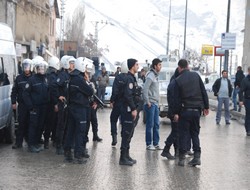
[{"xmin": 0, "ymin": 105, "xmax": 249, "ymax": 190}]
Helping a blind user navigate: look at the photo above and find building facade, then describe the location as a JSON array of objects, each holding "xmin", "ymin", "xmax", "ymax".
[
  {"xmin": 0, "ymin": 0, "xmax": 59, "ymax": 61},
  {"xmin": 243, "ymin": 0, "xmax": 250, "ymax": 71}
]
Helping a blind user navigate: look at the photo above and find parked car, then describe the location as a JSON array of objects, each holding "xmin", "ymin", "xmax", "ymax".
[{"xmin": 104, "ymin": 76, "xmax": 115, "ymax": 104}]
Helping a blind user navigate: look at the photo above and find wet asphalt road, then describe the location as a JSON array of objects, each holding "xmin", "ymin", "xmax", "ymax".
[{"xmin": 0, "ymin": 108, "xmax": 250, "ymax": 190}]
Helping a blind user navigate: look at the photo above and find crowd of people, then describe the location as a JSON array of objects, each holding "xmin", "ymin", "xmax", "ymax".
[{"xmin": 10, "ymin": 55, "xmax": 250, "ymax": 167}]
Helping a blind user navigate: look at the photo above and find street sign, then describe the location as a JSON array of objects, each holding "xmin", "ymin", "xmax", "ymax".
[
  {"xmin": 221, "ymin": 33, "xmax": 236, "ymax": 50},
  {"xmin": 201, "ymin": 45, "xmax": 213, "ymax": 56},
  {"xmin": 214, "ymin": 46, "xmax": 225, "ymax": 56}
]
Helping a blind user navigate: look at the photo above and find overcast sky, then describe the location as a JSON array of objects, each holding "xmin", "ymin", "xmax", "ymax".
[{"xmin": 60, "ymin": 0, "xmax": 245, "ymax": 64}]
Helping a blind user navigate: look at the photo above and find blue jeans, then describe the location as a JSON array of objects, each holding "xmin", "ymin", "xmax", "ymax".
[
  {"xmin": 232, "ymin": 87, "xmax": 240, "ymax": 111},
  {"xmin": 144, "ymin": 103, "xmax": 160, "ymax": 146},
  {"xmin": 244, "ymin": 99, "xmax": 250, "ymax": 133},
  {"xmin": 216, "ymin": 97, "xmax": 230, "ymax": 123}
]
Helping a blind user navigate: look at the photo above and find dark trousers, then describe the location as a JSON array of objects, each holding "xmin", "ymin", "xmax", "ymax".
[
  {"xmin": 244, "ymin": 99, "xmax": 250, "ymax": 133},
  {"xmin": 64, "ymin": 106, "xmax": 87, "ymax": 155},
  {"xmin": 86, "ymin": 107, "xmax": 98, "ymax": 138},
  {"xmin": 110, "ymin": 102, "xmax": 122, "ymax": 136},
  {"xmin": 16, "ymin": 103, "xmax": 29, "ymax": 145},
  {"xmin": 120, "ymin": 106, "xmax": 135, "ymax": 150},
  {"xmin": 165, "ymin": 120, "xmax": 179, "ymax": 149},
  {"xmin": 56, "ymin": 101, "xmax": 67, "ymax": 148},
  {"xmin": 28, "ymin": 105, "xmax": 48, "ymax": 146},
  {"xmin": 178, "ymin": 110, "xmax": 201, "ymax": 154},
  {"xmin": 97, "ymin": 86, "xmax": 106, "ymax": 102},
  {"xmin": 44, "ymin": 103, "xmax": 57, "ymax": 142}
]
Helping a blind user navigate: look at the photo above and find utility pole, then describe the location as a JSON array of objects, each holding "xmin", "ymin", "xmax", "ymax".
[
  {"xmin": 183, "ymin": 0, "xmax": 188, "ymax": 51},
  {"xmin": 224, "ymin": 0, "xmax": 231, "ymax": 71},
  {"xmin": 166, "ymin": 0, "xmax": 171, "ymax": 55},
  {"xmin": 60, "ymin": 0, "xmax": 66, "ymax": 57}
]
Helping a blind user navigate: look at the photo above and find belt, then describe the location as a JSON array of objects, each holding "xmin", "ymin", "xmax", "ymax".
[{"xmin": 183, "ymin": 108, "xmax": 200, "ymax": 112}]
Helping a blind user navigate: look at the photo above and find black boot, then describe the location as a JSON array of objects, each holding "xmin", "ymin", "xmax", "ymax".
[
  {"xmin": 119, "ymin": 149, "xmax": 133, "ymax": 166},
  {"xmin": 178, "ymin": 153, "xmax": 186, "ymax": 166},
  {"xmin": 127, "ymin": 149, "xmax": 136, "ymax": 164},
  {"xmin": 111, "ymin": 134, "xmax": 117, "ymax": 146},
  {"xmin": 188, "ymin": 152, "xmax": 201, "ymax": 166},
  {"xmin": 161, "ymin": 145, "xmax": 175, "ymax": 160},
  {"xmin": 56, "ymin": 146, "xmax": 64, "ymax": 155},
  {"xmin": 93, "ymin": 133, "xmax": 103, "ymax": 142},
  {"xmin": 81, "ymin": 143, "xmax": 90, "ymax": 158},
  {"xmin": 64, "ymin": 149, "xmax": 73, "ymax": 163},
  {"xmin": 74, "ymin": 152, "xmax": 87, "ymax": 164}
]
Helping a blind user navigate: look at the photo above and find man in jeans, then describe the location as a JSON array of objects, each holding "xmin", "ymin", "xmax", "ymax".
[
  {"xmin": 143, "ymin": 58, "xmax": 162, "ymax": 150},
  {"xmin": 232, "ymin": 66, "xmax": 245, "ymax": 112},
  {"xmin": 212, "ymin": 70, "xmax": 233, "ymax": 125}
]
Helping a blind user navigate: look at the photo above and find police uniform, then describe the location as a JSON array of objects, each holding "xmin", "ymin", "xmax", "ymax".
[
  {"xmin": 110, "ymin": 73, "xmax": 127, "ymax": 145},
  {"xmin": 54, "ymin": 68, "xmax": 70, "ymax": 154},
  {"xmin": 63, "ymin": 69, "xmax": 93, "ymax": 164},
  {"xmin": 43, "ymin": 67, "xmax": 59, "ymax": 148},
  {"xmin": 11, "ymin": 73, "xmax": 32, "ymax": 148},
  {"xmin": 170, "ymin": 68, "xmax": 209, "ymax": 166},
  {"xmin": 120, "ymin": 71, "xmax": 140, "ymax": 166},
  {"xmin": 23, "ymin": 73, "xmax": 49, "ymax": 152},
  {"xmin": 85, "ymin": 80, "xmax": 102, "ymax": 143}
]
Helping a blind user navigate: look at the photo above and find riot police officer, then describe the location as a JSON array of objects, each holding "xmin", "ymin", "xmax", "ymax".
[
  {"xmin": 23, "ymin": 60, "xmax": 49, "ymax": 153},
  {"xmin": 54, "ymin": 55, "xmax": 71, "ymax": 155},
  {"xmin": 109, "ymin": 65, "xmax": 128, "ymax": 146},
  {"xmin": 119, "ymin": 58, "xmax": 140, "ymax": 166},
  {"xmin": 63, "ymin": 57, "xmax": 94, "ymax": 164},
  {"xmin": 43, "ymin": 56, "xmax": 60, "ymax": 149},
  {"xmin": 11, "ymin": 59, "xmax": 33, "ymax": 149}
]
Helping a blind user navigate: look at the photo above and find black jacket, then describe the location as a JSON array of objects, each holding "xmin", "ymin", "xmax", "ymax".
[
  {"xmin": 212, "ymin": 78, "xmax": 233, "ymax": 97},
  {"xmin": 68, "ymin": 70, "xmax": 94, "ymax": 107},
  {"xmin": 239, "ymin": 75, "xmax": 250, "ymax": 101},
  {"xmin": 235, "ymin": 70, "xmax": 245, "ymax": 88}
]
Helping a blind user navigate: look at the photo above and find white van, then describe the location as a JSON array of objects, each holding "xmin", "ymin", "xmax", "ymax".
[{"xmin": 0, "ymin": 22, "xmax": 18, "ymax": 143}]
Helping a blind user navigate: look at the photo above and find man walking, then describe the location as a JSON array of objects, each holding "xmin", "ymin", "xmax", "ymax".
[
  {"xmin": 212, "ymin": 70, "xmax": 233, "ymax": 125},
  {"xmin": 233, "ymin": 66, "xmax": 245, "ymax": 112}
]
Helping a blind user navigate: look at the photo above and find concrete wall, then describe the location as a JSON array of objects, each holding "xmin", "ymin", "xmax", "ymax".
[{"xmin": 243, "ymin": 0, "xmax": 250, "ymax": 72}]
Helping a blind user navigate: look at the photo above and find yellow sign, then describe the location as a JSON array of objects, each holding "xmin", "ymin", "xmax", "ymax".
[{"xmin": 201, "ymin": 45, "xmax": 214, "ymax": 56}]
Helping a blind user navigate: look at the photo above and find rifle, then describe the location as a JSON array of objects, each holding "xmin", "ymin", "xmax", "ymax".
[{"xmin": 92, "ymin": 94, "xmax": 105, "ymax": 108}]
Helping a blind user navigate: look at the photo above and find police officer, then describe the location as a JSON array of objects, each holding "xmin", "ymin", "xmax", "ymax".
[
  {"xmin": 169, "ymin": 59, "xmax": 209, "ymax": 166},
  {"xmin": 54, "ymin": 55, "xmax": 71, "ymax": 154},
  {"xmin": 23, "ymin": 60, "xmax": 49, "ymax": 153},
  {"xmin": 109, "ymin": 64, "xmax": 128, "ymax": 146},
  {"xmin": 161, "ymin": 67, "xmax": 179, "ymax": 159},
  {"xmin": 11, "ymin": 59, "xmax": 33, "ymax": 149},
  {"xmin": 239, "ymin": 66, "xmax": 250, "ymax": 136},
  {"xmin": 43, "ymin": 56, "xmax": 60, "ymax": 149},
  {"xmin": 119, "ymin": 58, "xmax": 140, "ymax": 166},
  {"xmin": 85, "ymin": 72, "xmax": 103, "ymax": 143},
  {"xmin": 63, "ymin": 57, "xmax": 94, "ymax": 164}
]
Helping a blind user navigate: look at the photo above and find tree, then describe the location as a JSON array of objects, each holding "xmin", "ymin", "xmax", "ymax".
[{"xmin": 64, "ymin": 4, "xmax": 85, "ymax": 45}]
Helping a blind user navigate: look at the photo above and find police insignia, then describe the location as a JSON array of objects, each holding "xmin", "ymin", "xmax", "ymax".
[
  {"xmin": 25, "ymin": 83, "xmax": 29, "ymax": 88},
  {"xmin": 57, "ymin": 78, "xmax": 60, "ymax": 82},
  {"xmin": 129, "ymin": 83, "xmax": 133, "ymax": 89}
]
